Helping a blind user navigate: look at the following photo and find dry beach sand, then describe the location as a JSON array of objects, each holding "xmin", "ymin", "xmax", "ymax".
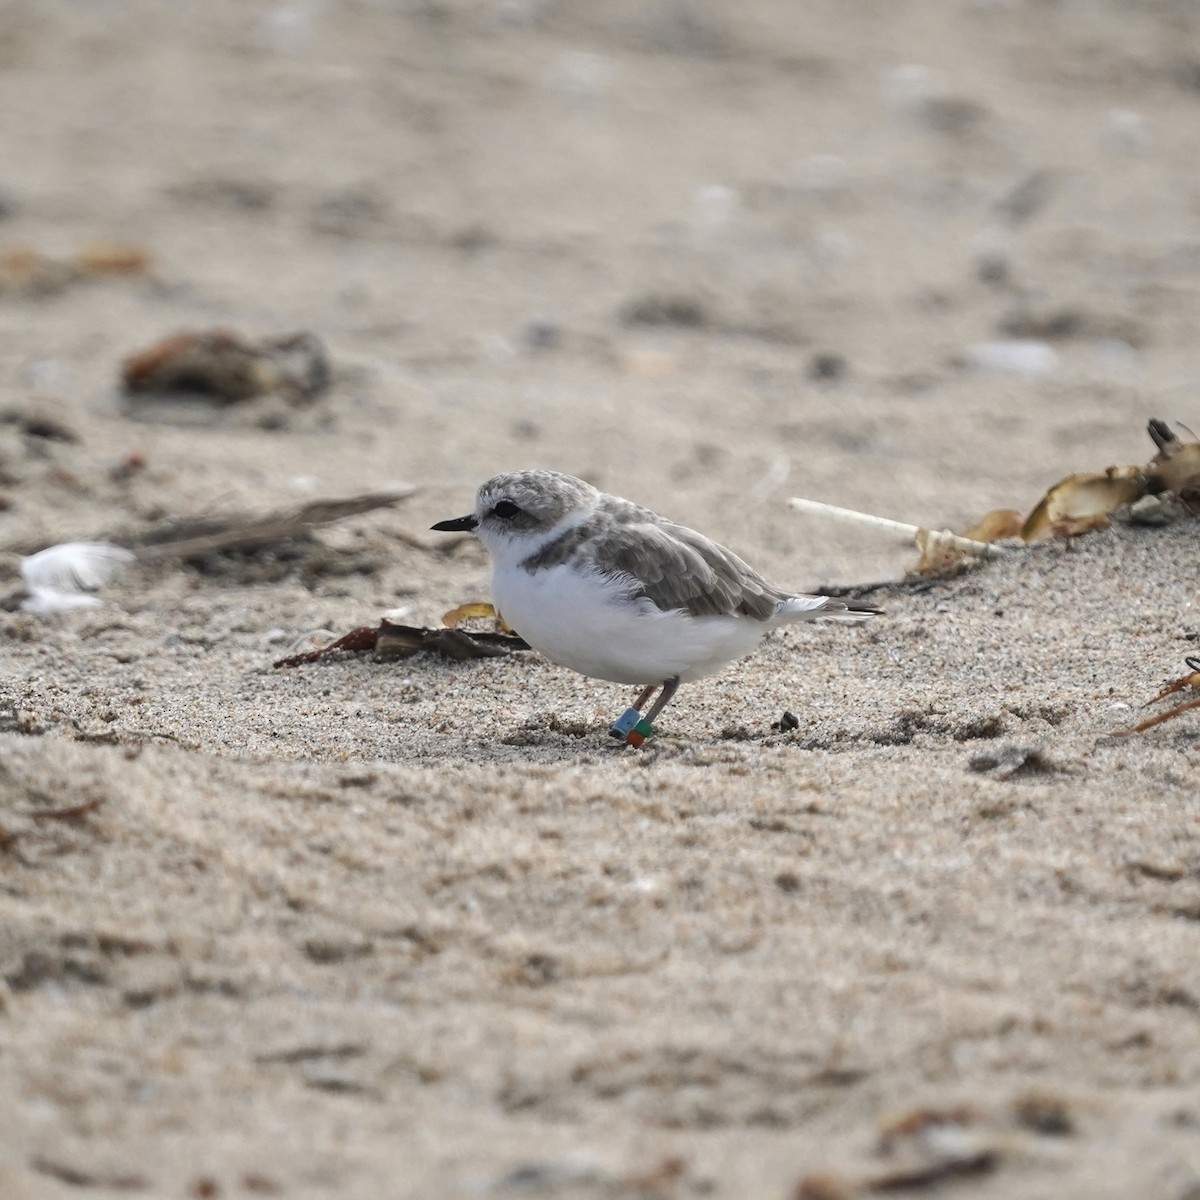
[{"xmin": 2, "ymin": 1, "xmax": 1200, "ymax": 1196}]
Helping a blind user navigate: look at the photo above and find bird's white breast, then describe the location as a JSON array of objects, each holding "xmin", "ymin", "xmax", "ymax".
[{"xmin": 491, "ymin": 559, "xmax": 768, "ymax": 686}]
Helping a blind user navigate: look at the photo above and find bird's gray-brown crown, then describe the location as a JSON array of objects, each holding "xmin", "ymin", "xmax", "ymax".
[{"xmin": 474, "ymin": 470, "xmax": 599, "ymax": 536}]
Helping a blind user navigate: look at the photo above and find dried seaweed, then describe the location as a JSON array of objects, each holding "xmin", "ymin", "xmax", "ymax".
[
  {"xmin": 27, "ymin": 796, "xmax": 106, "ymax": 822},
  {"xmin": 127, "ymin": 491, "xmax": 411, "ymax": 584},
  {"xmin": 31, "ymin": 1156, "xmax": 148, "ymax": 1191},
  {"xmin": 1020, "ymin": 465, "xmax": 1147, "ymax": 541},
  {"xmin": 274, "ymin": 618, "xmax": 528, "ymax": 670},
  {"xmin": 913, "ymin": 418, "xmax": 1200, "ymax": 573},
  {"xmin": 1110, "ymin": 655, "xmax": 1200, "ymax": 738},
  {"xmin": 130, "ymin": 492, "xmax": 411, "ymax": 562},
  {"xmin": 0, "ymin": 242, "xmax": 150, "ymax": 296},
  {"xmin": 7, "ymin": 492, "xmax": 414, "ymax": 605},
  {"xmin": 1146, "ymin": 418, "xmax": 1200, "ymax": 511},
  {"xmin": 121, "ymin": 328, "xmax": 330, "ymax": 407}
]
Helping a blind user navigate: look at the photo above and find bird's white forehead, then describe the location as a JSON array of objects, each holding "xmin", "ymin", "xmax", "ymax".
[{"xmin": 476, "ymin": 470, "xmax": 599, "ymax": 525}]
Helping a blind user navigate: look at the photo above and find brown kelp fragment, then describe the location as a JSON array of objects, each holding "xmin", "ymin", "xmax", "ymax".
[
  {"xmin": 961, "ymin": 509, "xmax": 1025, "ymax": 543},
  {"xmin": 1021, "ymin": 465, "xmax": 1147, "ymax": 541},
  {"xmin": 1017, "ymin": 419, "xmax": 1200, "ymax": 542},
  {"xmin": 851, "ymin": 417, "xmax": 1200, "ymax": 576},
  {"xmin": 274, "ymin": 618, "xmax": 528, "ymax": 669},
  {"xmin": 121, "ymin": 328, "xmax": 330, "ymax": 406},
  {"xmin": 375, "ymin": 623, "xmax": 525, "ymax": 661},
  {"xmin": 274, "ymin": 625, "xmax": 381, "ymax": 667}
]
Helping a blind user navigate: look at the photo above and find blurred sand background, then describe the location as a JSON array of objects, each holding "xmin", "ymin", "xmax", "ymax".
[{"xmin": 2, "ymin": 1, "xmax": 1200, "ymax": 1196}]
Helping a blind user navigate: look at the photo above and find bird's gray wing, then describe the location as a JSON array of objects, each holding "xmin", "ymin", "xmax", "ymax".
[{"xmin": 597, "ymin": 520, "xmax": 790, "ymax": 620}]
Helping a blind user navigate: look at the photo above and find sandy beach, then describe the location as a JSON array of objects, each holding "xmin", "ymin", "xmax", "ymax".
[{"xmin": 2, "ymin": 2, "xmax": 1200, "ymax": 1196}]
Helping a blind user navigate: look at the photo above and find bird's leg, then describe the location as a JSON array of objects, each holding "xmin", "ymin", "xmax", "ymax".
[
  {"xmin": 609, "ymin": 682, "xmax": 668, "ymax": 744},
  {"xmin": 613, "ymin": 677, "xmax": 681, "ymax": 748},
  {"xmin": 642, "ymin": 676, "xmax": 680, "ymax": 727}
]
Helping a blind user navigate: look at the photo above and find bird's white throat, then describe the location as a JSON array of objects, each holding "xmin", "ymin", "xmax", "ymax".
[{"xmin": 476, "ymin": 502, "xmax": 598, "ymax": 570}]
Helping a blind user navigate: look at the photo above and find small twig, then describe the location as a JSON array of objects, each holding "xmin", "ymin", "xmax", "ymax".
[
  {"xmin": 788, "ymin": 497, "xmax": 1006, "ymax": 558},
  {"xmin": 127, "ymin": 729, "xmax": 191, "ymax": 746},
  {"xmin": 27, "ymin": 796, "xmax": 106, "ymax": 821},
  {"xmin": 134, "ymin": 490, "xmax": 414, "ymax": 561},
  {"xmin": 814, "ymin": 576, "xmax": 949, "ymax": 599},
  {"xmin": 255, "ymin": 1041, "xmax": 368, "ymax": 1065},
  {"xmin": 71, "ymin": 726, "xmax": 122, "ymax": 744},
  {"xmin": 31, "ymin": 1156, "xmax": 148, "ymax": 1191},
  {"xmin": 1111, "ymin": 696, "xmax": 1200, "ymax": 737},
  {"xmin": 1145, "ymin": 655, "xmax": 1200, "ymax": 705}
]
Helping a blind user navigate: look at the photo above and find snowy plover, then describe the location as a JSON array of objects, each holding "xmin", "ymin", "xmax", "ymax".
[{"xmin": 433, "ymin": 470, "xmax": 880, "ymax": 743}]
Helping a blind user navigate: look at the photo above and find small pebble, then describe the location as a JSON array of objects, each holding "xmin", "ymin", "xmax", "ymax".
[
  {"xmin": 793, "ymin": 155, "xmax": 851, "ymax": 195},
  {"xmin": 523, "ymin": 320, "xmax": 561, "ymax": 351},
  {"xmin": 491, "ymin": 0, "xmax": 540, "ymax": 27},
  {"xmin": 1104, "ymin": 108, "xmax": 1149, "ymax": 155},
  {"xmin": 959, "ymin": 340, "xmax": 1059, "ymax": 377},
  {"xmin": 1091, "ymin": 339, "xmax": 1138, "ymax": 372},
  {"xmin": 254, "ymin": 3, "xmax": 316, "ymax": 53},
  {"xmin": 812, "ymin": 231, "xmax": 854, "ymax": 268},
  {"xmin": 553, "ymin": 51, "xmax": 611, "ymax": 108},
  {"xmin": 808, "ymin": 353, "xmax": 847, "ymax": 382},
  {"xmin": 690, "ymin": 184, "xmax": 740, "ymax": 232},
  {"xmin": 883, "ymin": 64, "xmax": 942, "ymax": 112}
]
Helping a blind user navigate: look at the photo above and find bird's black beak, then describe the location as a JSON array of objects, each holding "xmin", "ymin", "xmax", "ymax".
[{"xmin": 431, "ymin": 514, "xmax": 478, "ymax": 533}]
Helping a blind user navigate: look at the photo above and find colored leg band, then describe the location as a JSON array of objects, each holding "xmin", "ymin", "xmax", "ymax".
[
  {"xmin": 609, "ymin": 706, "xmax": 642, "ymax": 739},
  {"xmin": 609, "ymin": 709, "xmax": 656, "ymax": 746},
  {"xmin": 624, "ymin": 718, "xmax": 655, "ymax": 748}
]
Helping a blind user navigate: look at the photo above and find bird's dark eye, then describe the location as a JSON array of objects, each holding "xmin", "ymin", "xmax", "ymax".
[{"xmin": 493, "ymin": 500, "xmax": 520, "ymax": 519}]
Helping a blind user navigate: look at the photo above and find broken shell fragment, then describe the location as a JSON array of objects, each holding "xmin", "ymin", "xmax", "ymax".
[
  {"xmin": 19, "ymin": 541, "xmax": 135, "ymax": 614},
  {"xmin": 72, "ymin": 242, "xmax": 152, "ymax": 275},
  {"xmin": 441, "ymin": 602, "xmax": 515, "ymax": 633},
  {"xmin": 442, "ymin": 602, "xmax": 499, "ymax": 629}
]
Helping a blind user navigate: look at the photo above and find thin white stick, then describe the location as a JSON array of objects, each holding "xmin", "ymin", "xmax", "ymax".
[{"xmin": 787, "ymin": 497, "xmax": 1007, "ymax": 558}]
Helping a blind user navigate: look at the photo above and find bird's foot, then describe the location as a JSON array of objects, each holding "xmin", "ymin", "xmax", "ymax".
[{"xmin": 608, "ymin": 706, "xmax": 655, "ymax": 747}]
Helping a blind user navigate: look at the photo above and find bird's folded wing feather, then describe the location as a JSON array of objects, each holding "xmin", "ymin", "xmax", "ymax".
[{"xmin": 603, "ymin": 522, "xmax": 790, "ymax": 620}]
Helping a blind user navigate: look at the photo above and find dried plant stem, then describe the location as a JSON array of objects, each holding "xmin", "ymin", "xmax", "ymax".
[
  {"xmin": 133, "ymin": 491, "xmax": 414, "ymax": 561},
  {"xmin": 787, "ymin": 497, "xmax": 1007, "ymax": 558}
]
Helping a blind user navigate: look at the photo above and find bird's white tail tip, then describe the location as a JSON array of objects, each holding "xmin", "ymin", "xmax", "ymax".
[
  {"xmin": 821, "ymin": 597, "xmax": 883, "ymax": 622},
  {"xmin": 782, "ymin": 595, "xmax": 883, "ymax": 622}
]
